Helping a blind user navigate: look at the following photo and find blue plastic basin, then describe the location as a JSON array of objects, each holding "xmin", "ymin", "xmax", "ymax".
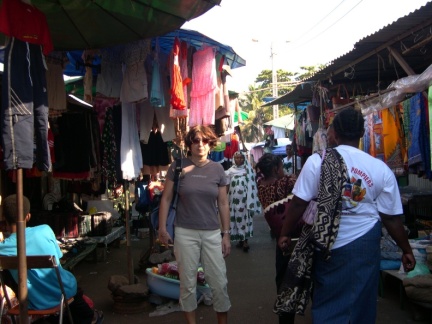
[{"xmin": 146, "ymin": 268, "xmax": 210, "ymax": 300}]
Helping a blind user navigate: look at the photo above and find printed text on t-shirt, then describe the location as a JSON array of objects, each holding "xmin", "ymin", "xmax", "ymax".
[{"xmin": 350, "ymin": 167, "xmax": 373, "ymax": 187}]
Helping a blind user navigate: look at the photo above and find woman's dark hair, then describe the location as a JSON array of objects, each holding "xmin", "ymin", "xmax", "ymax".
[
  {"xmin": 333, "ymin": 107, "xmax": 364, "ymax": 140},
  {"xmin": 184, "ymin": 125, "xmax": 218, "ymax": 149},
  {"xmin": 255, "ymin": 153, "xmax": 281, "ymax": 179}
]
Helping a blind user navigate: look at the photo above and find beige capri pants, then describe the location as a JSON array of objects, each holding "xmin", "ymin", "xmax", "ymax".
[{"xmin": 174, "ymin": 227, "xmax": 231, "ymax": 312}]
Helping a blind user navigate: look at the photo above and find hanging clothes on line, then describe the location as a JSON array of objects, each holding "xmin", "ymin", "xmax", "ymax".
[
  {"xmin": 405, "ymin": 93, "xmax": 431, "ymax": 179},
  {"xmin": 1, "ymin": 38, "xmax": 51, "ymax": 171},
  {"xmin": 96, "ymin": 45, "xmax": 124, "ymax": 99},
  {"xmin": 120, "ymin": 39, "xmax": 151, "ymax": 103},
  {"xmin": 0, "ymin": 0, "xmax": 53, "ymax": 171},
  {"xmin": 46, "ymin": 52, "xmax": 68, "ymax": 116},
  {"xmin": 170, "ymin": 37, "xmax": 186, "ymax": 110},
  {"xmin": 180, "ymin": 40, "xmax": 191, "ymax": 109},
  {"xmin": 93, "ymin": 95, "xmax": 120, "ymax": 135},
  {"xmin": 189, "ymin": 46, "xmax": 218, "ymax": 126},
  {"xmin": 120, "ymin": 102, "xmax": 143, "ymax": 181},
  {"xmin": 101, "ymin": 106, "xmax": 118, "ymax": 190},
  {"xmin": 150, "ymin": 38, "xmax": 165, "ymax": 108},
  {"xmin": 169, "ymin": 43, "xmax": 190, "ymax": 119},
  {"xmin": 381, "ymin": 105, "xmax": 406, "ymax": 175},
  {"xmin": 52, "ymin": 112, "xmax": 92, "ymax": 177},
  {"xmin": 138, "ymin": 100, "xmax": 176, "ymax": 143},
  {"xmin": 141, "ymin": 127, "xmax": 170, "ymax": 175}
]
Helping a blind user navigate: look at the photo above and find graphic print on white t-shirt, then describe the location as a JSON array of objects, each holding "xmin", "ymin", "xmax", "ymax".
[{"xmin": 341, "ymin": 174, "xmax": 367, "ymax": 210}]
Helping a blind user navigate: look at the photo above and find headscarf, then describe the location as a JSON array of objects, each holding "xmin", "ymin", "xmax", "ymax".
[{"xmin": 229, "ymin": 151, "xmax": 248, "ymax": 175}]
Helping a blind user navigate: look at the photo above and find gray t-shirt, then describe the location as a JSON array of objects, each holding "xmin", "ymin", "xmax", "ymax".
[{"xmin": 167, "ymin": 158, "xmax": 228, "ymax": 230}]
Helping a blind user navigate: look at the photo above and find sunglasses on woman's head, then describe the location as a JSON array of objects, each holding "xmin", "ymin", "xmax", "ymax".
[{"xmin": 192, "ymin": 138, "xmax": 209, "ymax": 145}]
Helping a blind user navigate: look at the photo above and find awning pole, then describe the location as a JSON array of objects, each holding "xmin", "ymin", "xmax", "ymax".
[
  {"xmin": 124, "ymin": 181, "xmax": 134, "ymax": 285},
  {"xmin": 16, "ymin": 168, "xmax": 29, "ymax": 323}
]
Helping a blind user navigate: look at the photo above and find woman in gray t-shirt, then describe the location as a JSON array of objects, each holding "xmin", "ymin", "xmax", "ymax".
[{"xmin": 158, "ymin": 125, "xmax": 231, "ymax": 324}]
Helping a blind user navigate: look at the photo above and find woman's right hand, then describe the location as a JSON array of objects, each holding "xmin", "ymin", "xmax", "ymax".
[{"xmin": 158, "ymin": 230, "xmax": 172, "ymax": 246}]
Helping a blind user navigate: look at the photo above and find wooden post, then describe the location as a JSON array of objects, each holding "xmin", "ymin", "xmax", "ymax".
[
  {"xmin": 124, "ymin": 181, "xmax": 134, "ymax": 284},
  {"xmin": 16, "ymin": 169, "xmax": 29, "ymax": 323}
]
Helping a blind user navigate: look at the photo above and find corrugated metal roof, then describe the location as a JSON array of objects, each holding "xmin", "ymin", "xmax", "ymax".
[
  {"xmin": 262, "ymin": 82, "xmax": 314, "ymax": 106},
  {"xmin": 266, "ymin": 2, "xmax": 432, "ymax": 106}
]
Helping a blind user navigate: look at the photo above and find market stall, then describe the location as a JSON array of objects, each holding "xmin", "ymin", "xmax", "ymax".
[
  {"xmin": 262, "ymin": 4, "xmax": 432, "ymax": 317},
  {"xmin": 263, "ymin": 2, "xmax": 432, "ymax": 187},
  {"xmin": 0, "ymin": 0, "xmax": 240, "ymax": 319}
]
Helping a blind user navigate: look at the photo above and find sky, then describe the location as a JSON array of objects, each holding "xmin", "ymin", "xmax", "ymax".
[{"xmin": 183, "ymin": 0, "xmax": 431, "ymax": 93}]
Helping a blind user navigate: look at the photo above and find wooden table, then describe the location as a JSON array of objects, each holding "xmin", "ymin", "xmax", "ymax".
[
  {"xmin": 380, "ymin": 269, "xmax": 408, "ymax": 308},
  {"xmin": 61, "ymin": 242, "xmax": 97, "ymax": 272},
  {"xmin": 84, "ymin": 226, "xmax": 126, "ymax": 261},
  {"xmin": 90, "ymin": 226, "xmax": 126, "ymax": 248}
]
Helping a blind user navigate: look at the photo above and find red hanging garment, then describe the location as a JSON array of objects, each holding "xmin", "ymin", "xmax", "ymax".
[
  {"xmin": 0, "ymin": 0, "xmax": 53, "ymax": 55},
  {"xmin": 170, "ymin": 37, "xmax": 186, "ymax": 110}
]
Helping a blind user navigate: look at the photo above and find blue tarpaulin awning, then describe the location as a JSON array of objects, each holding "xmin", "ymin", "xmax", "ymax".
[
  {"xmin": 61, "ymin": 28, "xmax": 246, "ymax": 76},
  {"xmin": 1, "ymin": 28, "xmax": 246, "ymax": 77},
  {"xmin": 154, "ymin": 29, "xmax": 246, "ymax": 69}
]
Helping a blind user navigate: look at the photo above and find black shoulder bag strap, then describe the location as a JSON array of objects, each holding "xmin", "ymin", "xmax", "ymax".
[{"xmin": 171, "ymin": 158, "xmax": 182, "ymax": 210}]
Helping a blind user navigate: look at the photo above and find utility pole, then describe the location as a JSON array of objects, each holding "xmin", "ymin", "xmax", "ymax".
[
  {"xmin": 252, "ymin": 39, "xmax": 290, "ymax": 120},
  {"xmin": 271, "ymin": 42, "xmax": 279, "ymax": 119}
]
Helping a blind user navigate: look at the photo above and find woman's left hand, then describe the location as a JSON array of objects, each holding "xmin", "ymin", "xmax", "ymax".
[
  {"xmin": 222, "ymin": 235, "xmax": 231, "ymax": 258},
  {"xmin": 278, "ymin": 235, "xmax": 292, "ymax": 253}
]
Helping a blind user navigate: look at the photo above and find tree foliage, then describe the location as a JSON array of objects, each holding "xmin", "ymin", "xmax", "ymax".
[
  {"xmin": 295, "ymin": 64, "xmax": 326, "ymax": 80},
  {"xmin": 238, "ymin": 65, "xmax": 323, "ymax": 143},
  {"xmin": 238, "ymin": 85, "xmax": 269, "ymax": 143},
  {"xmin": 255, "ymin": 69, "xmax": 298, "ymax": 96}
]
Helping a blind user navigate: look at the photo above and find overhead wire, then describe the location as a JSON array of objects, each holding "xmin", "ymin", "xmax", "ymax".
[
  {"xmin": 290, "ymin": 0, "xmax": 364, "ymax": 51},
  {"xmin": 240, "ymin": 80, "xmax": 310, "ymax": 95},
  {"xmin": 244, "ymin": 0, "xmax": 365, "ymax": 92},
  {"xmin": 242, "ymin": 0, "xmax": 366, "ymax": 96},
  {"xmin": 291, "ymin": 0, "xmax": 348, "ymax": 43}
]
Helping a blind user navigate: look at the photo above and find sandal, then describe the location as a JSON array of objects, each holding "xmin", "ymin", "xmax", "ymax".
[
  {"xmin": 243, "ymin": 242, "xmax": 250, "ymax": 252},
  {"xmin": 92, "ymin": 309, "xmax": 104, "ymax": 324}
]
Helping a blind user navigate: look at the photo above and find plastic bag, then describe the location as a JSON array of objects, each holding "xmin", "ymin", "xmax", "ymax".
[
  {"xmin": 407, "ymin": 263, "xmax": 430, "ymax": 278},
  {"xmin": 410, "ymin": 241, "xmax": 428, "ymax": 265}
]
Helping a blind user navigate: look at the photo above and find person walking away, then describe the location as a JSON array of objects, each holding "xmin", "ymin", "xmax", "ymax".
[
  {"xmin": 225, "ymin": 151, "xmax": 261, "ymax": 252},
  {"xmin": 276, "ymin": 107, "xmax": 415, "ymax": 323},
  {"xmin": 158, "ymin": 125, "xmax": 231, "ymax": 324},
  {"xmin": 255, "ymin": 153, "xmax": 298, "ymax": 324}
]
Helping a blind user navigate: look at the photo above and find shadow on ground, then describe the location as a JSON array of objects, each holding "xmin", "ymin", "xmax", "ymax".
[{"xmin": 72, "ymin": 216, "xmax": 431, "ymax": 324}]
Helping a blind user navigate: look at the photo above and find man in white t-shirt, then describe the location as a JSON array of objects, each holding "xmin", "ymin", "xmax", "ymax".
[{"xmin": 282, "ymin": 144, "xmax": 301, "ymax": 175}]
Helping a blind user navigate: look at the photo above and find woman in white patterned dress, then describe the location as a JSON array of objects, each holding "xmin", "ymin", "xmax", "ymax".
[{"xmin": 225, "ymin": 151, "xmax": 262, "ymax": 252}]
